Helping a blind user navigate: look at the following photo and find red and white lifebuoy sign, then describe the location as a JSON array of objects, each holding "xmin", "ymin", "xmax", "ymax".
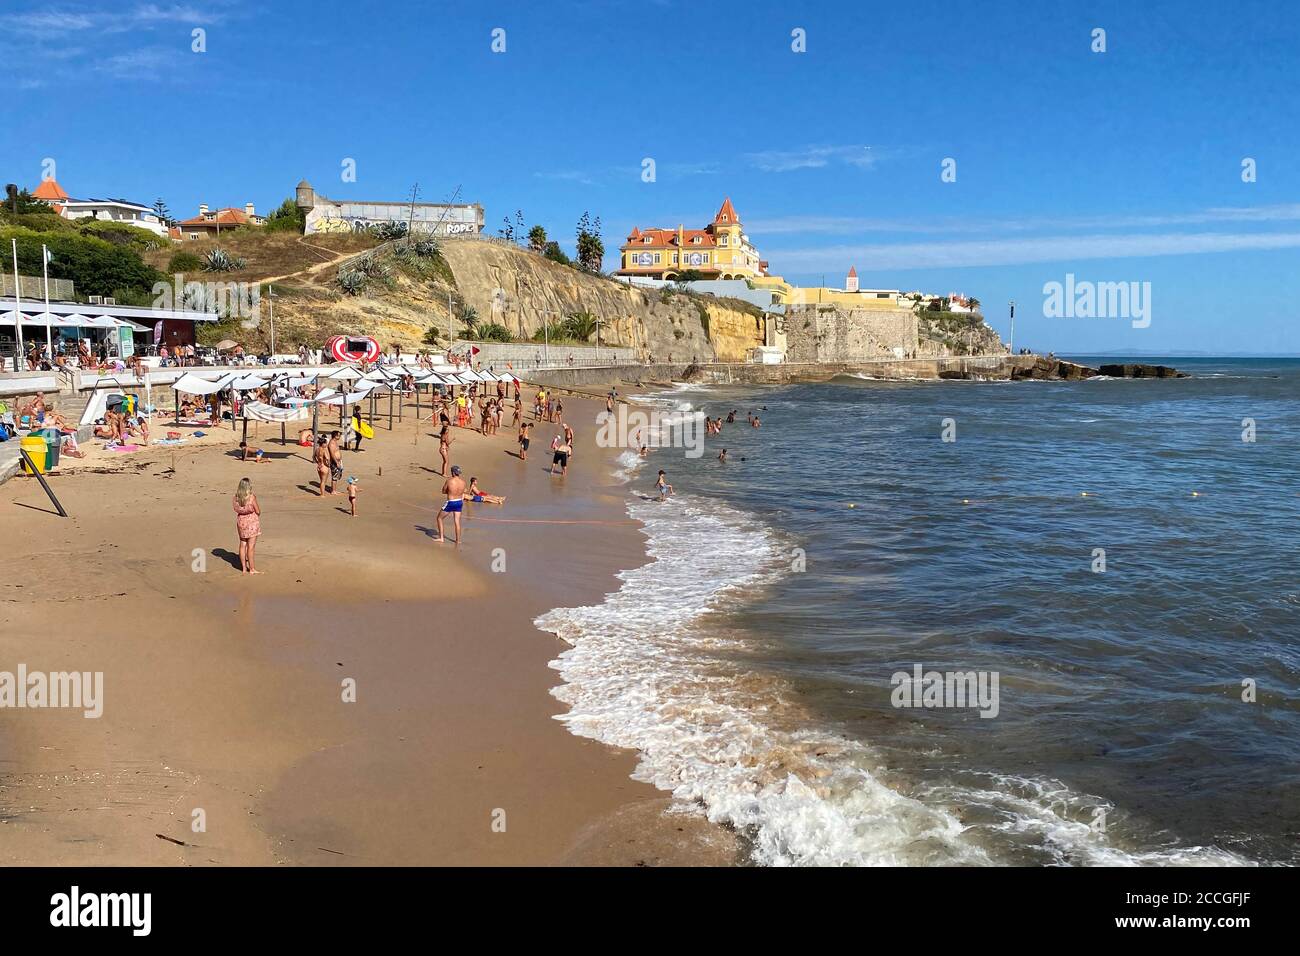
[{"xmin": 327, "ymin": 335, "xmax": 380, "ymax": 363}]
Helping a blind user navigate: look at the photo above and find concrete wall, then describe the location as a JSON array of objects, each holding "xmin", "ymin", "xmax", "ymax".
[
  {"xmin": 1, "ymin": 275, "xmax": 76, "ymax": 300},
  {"xmin": 452, "ymin": 341, "xmax": 636, "ymax": 369},
  {"xmin": 783, "ymin": 304, "xmax": 919, "ymax": 362},
  {"xmin": 529, "ymin": 355, "xmax": 1042, "ymax": 390}
]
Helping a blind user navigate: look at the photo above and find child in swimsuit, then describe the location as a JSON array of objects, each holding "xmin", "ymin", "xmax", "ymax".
[
  {"xmin": 656, "ymin": 470, "xmax": 674, "ymax": 500},
  {"xmin": 468, "ymin": 477, "xmax": 506, "ymax": 505}
]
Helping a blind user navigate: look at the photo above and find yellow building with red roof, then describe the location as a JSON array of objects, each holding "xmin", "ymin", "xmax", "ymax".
[{"xmin": 616, "ymin": 197, "xmax": 768, "ymax": 280}]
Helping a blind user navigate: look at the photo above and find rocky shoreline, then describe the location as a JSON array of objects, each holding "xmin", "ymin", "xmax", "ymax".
[{"xmin": 1001, "ymin": 357, "xmax": 1189, "ymax": 381}]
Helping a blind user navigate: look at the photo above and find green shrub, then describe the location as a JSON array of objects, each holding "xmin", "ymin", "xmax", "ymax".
[
  {"xmin": 542, "ymin": 241, "xmax": 569, "ymax": 266},
  {"xmin": 167, "ymin": 250, "xmax": 203, "ymax": 273},
  {"xmin": 475, "ymin": 322, "xmax": 512, "ymax": 342},
  {"xmin": 1, "ymin": 225, "xmax": 162, "ymax": 299},
  {"xmin": 264, "ymin": 198, "xmax": 305, "ymax": 233}
]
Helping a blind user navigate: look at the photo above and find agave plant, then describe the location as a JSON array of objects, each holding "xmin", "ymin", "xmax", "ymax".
[
  {"xmin": 202, "ymin": 247, "xmax": 237, "ymax": 272},
  {"xmin": 369, "ymin": 221, "xmax": 409, "ymax": 241},
  {"xmin": 337, "ymin": 267, "xmax": 366, "ymax": 295}
]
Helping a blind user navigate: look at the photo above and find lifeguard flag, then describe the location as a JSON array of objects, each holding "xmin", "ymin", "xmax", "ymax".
[{"xmin": 470, "ymin": 346, "xmax": 480, "ymax": 355}]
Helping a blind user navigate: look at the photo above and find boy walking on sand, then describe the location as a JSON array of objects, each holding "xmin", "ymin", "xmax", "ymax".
[{"xmin": 347, "ymin": 476, "xmax": 358, "ymax": 516}]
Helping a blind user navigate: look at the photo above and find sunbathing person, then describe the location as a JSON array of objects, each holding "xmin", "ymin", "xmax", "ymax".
[{"xmin": 467, "ymin": 477, "xmax": 506, "ymax": 505}]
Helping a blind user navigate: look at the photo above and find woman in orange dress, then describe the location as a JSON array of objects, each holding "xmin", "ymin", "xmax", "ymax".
[{"xmin": 232, "ymin": 477, "xmax": 263, "ymax": 574}]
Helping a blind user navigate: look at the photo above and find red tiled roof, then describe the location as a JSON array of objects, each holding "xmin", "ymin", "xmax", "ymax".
[
  {"xmin": 848, "ymin": 266, "xmax": 857, "ymax": 277},
  {"xmin": 32, "ymin": 178, "xmax": 69, "ymax": 201},
  {"xmin": 622, "ymin": 227, "xmax": 716, "ymax": 249},
  {"xmin": 713, "ymin": 197, "xmax": 739, "ymax": 224},
  {"xmin": 178, "ymin": 207, "xmax": 252, "ymax": 227}
]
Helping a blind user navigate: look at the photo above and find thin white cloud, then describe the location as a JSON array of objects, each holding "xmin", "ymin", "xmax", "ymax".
[
  {"xmin": 746, "ymin": 144, "xmax": 879, "ymax": 173},
  {"xmin": 96, "ymin": 47, "xmax": 187, "ymax": 77},
  {"xmin": 1, "ymin": 2, "xmax": 227, "ymax": 36},
  {"xmin": 662, "ymin": 161, "xmax": 720, "ymax": 178},
  {"xmin": 133, "ymin": 3, "xmax": 221, "ymax": 24},
  {"xmin": 534, "ymin": 170, "xmax": 597, "ymax": 186},
  {"xmin": 1, "ymin": 11, "xmax": 97, "ymax": 31},
  {"xmin": 751, "ymin": 204, "xmax": 1300, "ymax": 238},
  {"xmin": 767, "ymin": 231, "xmax": 1300, "ymax": 271}
]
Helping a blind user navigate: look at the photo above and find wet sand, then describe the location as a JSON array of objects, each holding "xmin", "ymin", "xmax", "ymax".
[{"xmin": 0, "ymin": 389, "xmax": 739, "ymax": 865}]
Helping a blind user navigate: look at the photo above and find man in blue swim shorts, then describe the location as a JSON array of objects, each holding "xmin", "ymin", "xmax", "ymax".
[{"xmin": 433, "ymin": 464, "xmax": 466, "ymax": 544}]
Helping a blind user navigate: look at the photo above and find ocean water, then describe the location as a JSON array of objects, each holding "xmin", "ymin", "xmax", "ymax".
[{"xmin": 537, "ymin": 358, "xmax": 1300, "ymax": 866}]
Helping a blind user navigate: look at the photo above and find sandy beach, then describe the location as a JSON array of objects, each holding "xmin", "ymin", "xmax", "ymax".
[{"xmin": 0, "ymin": 387, "xmax": 738, "ymax": 866}]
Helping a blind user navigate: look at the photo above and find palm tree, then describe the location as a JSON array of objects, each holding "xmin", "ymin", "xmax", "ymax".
[{"xmin": 563, "ymin": 311, "xmax": 598, "ymax": 341}]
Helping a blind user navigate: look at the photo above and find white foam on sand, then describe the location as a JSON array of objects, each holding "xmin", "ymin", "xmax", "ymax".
[
  {"xmin": 537, "ymin": 494, "xmax": 997, "ymax": 864},
  {"xmin": 537, "ymin": 403, "xmax": 1254, "ymax": 866}
]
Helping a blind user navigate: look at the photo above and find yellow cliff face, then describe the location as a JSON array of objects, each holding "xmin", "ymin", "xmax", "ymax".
[{"xmin": 702, "ymin": 302, "xmax": 767, "ymax": 363}]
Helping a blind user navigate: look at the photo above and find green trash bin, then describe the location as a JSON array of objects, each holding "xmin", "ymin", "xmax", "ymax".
[{"xmin": 33, "ymin": 427, "xmax": 61, "ymax": 469}]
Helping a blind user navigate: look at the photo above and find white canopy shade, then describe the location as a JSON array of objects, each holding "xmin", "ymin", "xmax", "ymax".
[
  {"xmin": 172, "ymin": 372, "xmax": 240, "ymax": 395},
  {"xmin": 325, "ymin": 365, "xmax": 365, "ymax": 381},
  {"xmin": 315, "ymin": 389, "xmax": 375, "ymax": 406},
  {"xmin": 229, "ymin": 375, "xmax": 272, "ymax": 391}
]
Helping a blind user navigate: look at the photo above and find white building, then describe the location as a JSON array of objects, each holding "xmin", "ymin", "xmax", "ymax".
[
  {"xmin": 59, "ymin": 198, "xmax": 169, "ymax": 237},
  {"xmin": 32, "ymin": 177, "xmax": 168, "ymax": 237},
  {"xmin": 294, "ymin": 179, "xmax": 483, "ymax": 237}
]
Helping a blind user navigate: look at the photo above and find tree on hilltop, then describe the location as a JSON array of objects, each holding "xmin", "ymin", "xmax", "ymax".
[
  {"xmin": 527, "ymin": 225, "xmax": 547, "ymax": 253},
  {"xmin": 575, "ymin": 211, "xmax": 604, "ymax": 272}
]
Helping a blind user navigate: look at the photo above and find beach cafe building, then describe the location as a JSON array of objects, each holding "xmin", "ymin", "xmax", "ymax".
[{"xmin": 0, "ymin": 298, "xmax": 217, "ymax": 369}]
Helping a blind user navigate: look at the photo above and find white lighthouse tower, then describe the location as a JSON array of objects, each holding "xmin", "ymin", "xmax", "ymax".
[{"xmin": 845, "ymin": 266, "xmax": 859, "ymax": 292}]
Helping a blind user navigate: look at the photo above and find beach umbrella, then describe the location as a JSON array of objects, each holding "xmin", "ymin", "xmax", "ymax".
[{"xmin": 215, "ymin": 339, "xmax": 238, "ymax": 350}]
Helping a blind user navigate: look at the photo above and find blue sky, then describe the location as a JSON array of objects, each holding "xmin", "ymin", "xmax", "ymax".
[{"xmin": 4, "ymin": 0, "xmax": 1298, "ymax": 354}]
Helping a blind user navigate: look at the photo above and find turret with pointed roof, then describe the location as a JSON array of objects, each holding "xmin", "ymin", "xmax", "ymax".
[
  {"xmin": 32, "ymin": 178, "xmax": 69, "ymax": 202},
  {"xmin": 713, "ymin": 196, "xmax": 740, "ymax": 225}
]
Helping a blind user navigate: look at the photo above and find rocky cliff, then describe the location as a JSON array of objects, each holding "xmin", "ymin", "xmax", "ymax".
[{"xmin": 437, "ymin": 239, "xmax": 716, "ymax": 362}]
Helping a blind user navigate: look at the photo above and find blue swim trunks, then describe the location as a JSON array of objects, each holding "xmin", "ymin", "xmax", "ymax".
[{"xmin": 442, "ymin": 499, "xmax": 463, "ymax": 513}]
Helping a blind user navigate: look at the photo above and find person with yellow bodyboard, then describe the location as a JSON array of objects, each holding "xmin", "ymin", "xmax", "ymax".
[{"xmin": 351, "ymin": 404, "xmax": 374, "ymax": 451}]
